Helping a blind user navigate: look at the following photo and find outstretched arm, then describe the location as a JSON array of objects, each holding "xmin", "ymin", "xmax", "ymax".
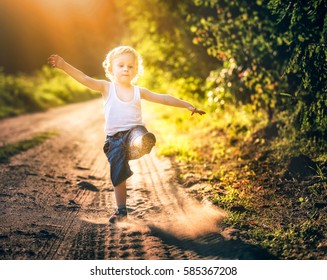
[
  {"xmin": 48, "ymin": 54, "xmax": 108, "ymax": 95},
  {"xmin": 140, "ymin": 87, "xmax": 205, "ymax": 116}
]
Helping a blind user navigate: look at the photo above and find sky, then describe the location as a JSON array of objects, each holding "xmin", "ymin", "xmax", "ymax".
[{"xmin": 0, "ymin": 0, "xmax": 125, "ymax": 75}]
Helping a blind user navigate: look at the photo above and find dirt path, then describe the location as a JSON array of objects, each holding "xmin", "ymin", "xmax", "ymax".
[{"xmin": 0, "ymin": 99, "xmax": 274, "ymax": 260}]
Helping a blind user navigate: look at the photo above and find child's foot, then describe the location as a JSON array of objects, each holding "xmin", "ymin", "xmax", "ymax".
[
  {"xmin": 141, "ymin": 132, "xmax": 156, "ymax": 154},
  {"xmin": 129, "ymin": 132, "xmax": 156, "ymax": 160},
  {"xmin": 109, "ymin": 208, "xmax": 127, "ymax": 223}
]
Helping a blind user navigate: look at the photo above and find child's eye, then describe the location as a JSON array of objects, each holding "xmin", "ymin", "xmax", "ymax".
[{"xmin": 128, "ymin": 66, "xmax": 134, "ymax": 69}]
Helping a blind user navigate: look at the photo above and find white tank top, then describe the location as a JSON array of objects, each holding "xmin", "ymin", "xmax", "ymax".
[{"xmin": 104, "ymin": 83, "xmax": 144, "ymax": 136}]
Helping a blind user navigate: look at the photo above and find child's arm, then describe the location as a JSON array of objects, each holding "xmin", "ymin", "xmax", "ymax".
[
  {"xmin": 140, "ymin": 87, "xmax": 205, "ymax": 115},
  {"xmin": 48, "ymin": 54, "xmax": 108, "ymax": 95}
]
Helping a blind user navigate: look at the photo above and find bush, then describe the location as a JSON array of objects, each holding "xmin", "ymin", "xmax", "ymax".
[
  {"xmin": 187, "ymin": 0, "xmax": 286, "ymax": 120},
  {"xmin": 268, "ymin": 0, "xmax": 327, "ymax": 137},
  {"xmin": 188, "ymin": 0, "xmax": 326, "ymax": 137}
]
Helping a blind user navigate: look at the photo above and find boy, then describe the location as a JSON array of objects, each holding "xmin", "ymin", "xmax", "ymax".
[{"xmin": 48, "ymin": 46, "xmax": 205, "ymax": 223}]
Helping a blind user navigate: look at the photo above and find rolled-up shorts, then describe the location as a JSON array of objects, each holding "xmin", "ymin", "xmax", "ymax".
[{"xmin": 103, "ymin": 125, "xmax": 154, "ymax": 187}]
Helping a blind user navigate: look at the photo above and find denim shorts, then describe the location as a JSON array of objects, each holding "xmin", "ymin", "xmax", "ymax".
[{"xmin": 103, "ymin": 125, "xmax": 153, "ymax": 187}]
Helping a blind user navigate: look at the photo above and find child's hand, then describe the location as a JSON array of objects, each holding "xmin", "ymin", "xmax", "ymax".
[
  {"xmin": 189, "ymin": 106, "xmax": 206, "ymax": 116},
  {"xmin": 48, "ymin": 54, "xmax": 65, "ymax": 69}
]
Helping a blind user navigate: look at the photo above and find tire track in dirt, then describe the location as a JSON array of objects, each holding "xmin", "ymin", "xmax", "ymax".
[
  {"xmin": 0, "ymin": 99, "xmax": 108, "ymax": 259},
  {"xmin": 0, "ymin": 99, "xmax": 275, "ymax": 260}
]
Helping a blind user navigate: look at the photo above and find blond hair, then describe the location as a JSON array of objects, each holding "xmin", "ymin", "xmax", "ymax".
[{"xmin": 102, "ymin": 46, "xmax": 144, "ymax": 84}]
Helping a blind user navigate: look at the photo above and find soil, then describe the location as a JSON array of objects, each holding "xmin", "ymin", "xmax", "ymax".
[{"xmin": 0, "ymin": 99, "xmax": 275, "ymax": 260}]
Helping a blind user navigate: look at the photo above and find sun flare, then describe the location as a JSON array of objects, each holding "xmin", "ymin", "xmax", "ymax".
[{"xmin": 0, "ymin": 0, "xmax": 119, "ymax": 74}]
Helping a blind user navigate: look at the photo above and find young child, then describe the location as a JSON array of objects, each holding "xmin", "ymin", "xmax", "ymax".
[{"xmin": 48, "ymin": 46, "xmax": 205, "ymax": 223}]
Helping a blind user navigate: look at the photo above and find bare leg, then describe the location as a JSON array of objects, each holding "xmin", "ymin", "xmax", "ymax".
[
  {"xmin": 114, "ymin": 180, "xmax": 127, "ymax": 208},
  {"xmin": 109, "ymin": 180, "xmax": 127, "ymax": 223}
]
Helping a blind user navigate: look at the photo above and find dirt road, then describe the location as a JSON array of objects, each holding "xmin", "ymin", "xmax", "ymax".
[{"xmin": 0, "ymin": 99, "xmax": 274, "ymax": 260}]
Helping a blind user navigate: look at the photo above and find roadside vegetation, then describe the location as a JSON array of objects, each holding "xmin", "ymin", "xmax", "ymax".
[
  {"xmin": 143, "ymin": 96, "xmax": 326, "ymax": 259},
  {"xmin": 0, "ymin": 67, "xmax": 97, "ymax": 119}
]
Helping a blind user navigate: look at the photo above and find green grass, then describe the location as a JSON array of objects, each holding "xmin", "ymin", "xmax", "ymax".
[
  {"xmin": 0, "ymin": 67, "xmax": 98, "ymax": 119},
  {"xmin": 142, "ymin": 89, "xmax": 326, "ymax": 259},
  {"xmin": 0, "ymin": 131, "xmax": 57, "ymax": 164},
  {"xmin": 143, "ymin": 97, "xmax": 267, "ymax": 165}
]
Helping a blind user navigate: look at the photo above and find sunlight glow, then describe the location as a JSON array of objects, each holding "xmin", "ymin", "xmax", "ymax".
[{"xmin": 0, "ymin": 0, "xmax": 119, "ymax": 74}]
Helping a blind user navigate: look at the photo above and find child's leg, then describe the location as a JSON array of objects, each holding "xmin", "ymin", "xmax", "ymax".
[
  {"xmin": 114, "ymin": 180, "xmax": 127, "ymax": 208},
  {"xmin": 103, "ymin": 133, "xmax": 133, "ymax": 223},
  {"xmin": 109, "ymin": 180, "xmax": 128, "ymax": 223}
]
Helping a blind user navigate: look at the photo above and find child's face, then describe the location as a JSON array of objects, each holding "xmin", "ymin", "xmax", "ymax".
[{"xmin": 111, "ymin": 53, "xmax": 137, "ymax": 85}]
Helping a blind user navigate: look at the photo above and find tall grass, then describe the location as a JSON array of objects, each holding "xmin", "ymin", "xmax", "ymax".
[
  {"xmin": 140, "ymin": 71, "xmax": 268, "ymax": 163},
  {"xmin": 0, "ymin": 66, "xmax": 98, "ymax": 119}
]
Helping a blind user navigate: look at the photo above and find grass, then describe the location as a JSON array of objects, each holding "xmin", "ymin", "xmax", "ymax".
[
  {"xmin": 143, "ymin": 93, "xmax": 327, "ymax": 259},
  {"xmin": 0, "ymin": 131, "xmax": 57, "ymax": 164},
  {"xmin": 0, "ymin": 67, "xmax": 98, "ymax": 119}
]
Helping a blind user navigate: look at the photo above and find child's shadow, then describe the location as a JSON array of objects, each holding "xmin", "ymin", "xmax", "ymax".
[{"xmin": 148, "ymin": 224, "xmax": 277, "ymax": 260}]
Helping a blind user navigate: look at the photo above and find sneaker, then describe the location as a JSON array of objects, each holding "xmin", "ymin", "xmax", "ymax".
[
  {"xmin": 129, "ymin": 132, "xmax": 156, "ymax": 160},
  {"xmin": 109, "ymin": 208, "xmax": 127, "ymax": 223},
  {"xmin": 141, "ymin": 132, "xmax": 156, "ymax": 154}
]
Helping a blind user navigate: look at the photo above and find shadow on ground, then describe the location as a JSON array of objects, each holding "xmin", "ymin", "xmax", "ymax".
[{"xmin": 148, "ymin": 224, "xmax": 277, "ymax": 260}]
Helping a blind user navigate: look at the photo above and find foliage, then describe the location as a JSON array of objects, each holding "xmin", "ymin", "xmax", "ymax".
[
  {"xmin": 118, "ymin": 0, "xmax": 326, "ymax": 138},
  {"xmin": 0, "ymin": 67, "xmax": 98, "ymax": 119},
  {"xmin": 2, "ymin": 0, "xmax": 326, "ymax": 139},
  {"xmin": 268, "ymin": 0, "xmax": 327, "ymax": 137},
  {"xmin": 188, "ymin": 0, "xmax": 326, "ymax": 137},
  {"xmin": 187, "ymin": 0, "xmax": 286, "ymax": 119},
  {"xmin": 116, "ymin": 0, "xmax": 216, "ymax": 95}
]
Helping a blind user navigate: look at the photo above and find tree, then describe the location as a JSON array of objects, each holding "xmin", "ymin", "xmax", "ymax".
[
  {"xmin": 116, "ymin": 0, "xmax": 216, "ymax": 94},
  {"xmin": 268, "ymin": 0, "xmax": 327, "ymax": 137},
  {"xmin": 188, "ymin": 0, "xmax": 326, "ymax": 137}
]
